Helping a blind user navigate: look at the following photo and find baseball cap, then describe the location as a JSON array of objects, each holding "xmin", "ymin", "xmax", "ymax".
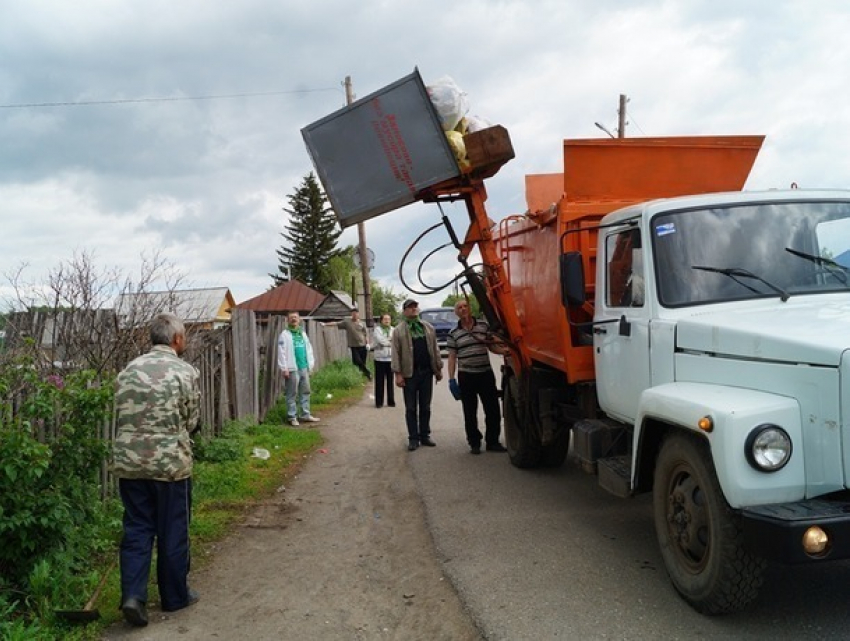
[{"xmin": 402, "ymin": 299, "xmax": 419, "ymax": 309}]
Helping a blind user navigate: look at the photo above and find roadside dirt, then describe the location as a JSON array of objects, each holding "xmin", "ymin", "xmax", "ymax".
[{"xmin": 102, "ymin": 387, "xmax": 482, "ymax": 641}]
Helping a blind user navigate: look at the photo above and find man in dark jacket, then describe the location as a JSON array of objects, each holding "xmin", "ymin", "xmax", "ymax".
[{"xmin": 391, "ymin": 299, "xmax": 443, "ymax": 451}]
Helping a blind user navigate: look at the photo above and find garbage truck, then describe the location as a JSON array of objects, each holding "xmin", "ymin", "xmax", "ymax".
[{"xmin": 302, "ymin": 69, "xmax": 850, "ymax": 614}]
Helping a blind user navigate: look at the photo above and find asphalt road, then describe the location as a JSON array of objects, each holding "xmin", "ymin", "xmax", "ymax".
[{"xmin": 413, "ymin": 372, "xmax": 850, "ymax": 640}]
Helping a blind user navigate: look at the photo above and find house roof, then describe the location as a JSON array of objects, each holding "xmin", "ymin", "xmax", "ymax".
[
  {"xmin": 328, "ymin": 290, "xmax": 356, "ymax": 310},
  {"xmin": 115, "ymin": 287, "xmax": 235, "ymax": 325},
  {"xmin": 236, "ymin": 280, "xmax": 325, "ymax": 314}
]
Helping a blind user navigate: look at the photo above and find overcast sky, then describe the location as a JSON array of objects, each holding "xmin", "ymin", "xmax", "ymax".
[{"xmin": 3, "ymin": 0, "xmax": 850, "ymax": 312}]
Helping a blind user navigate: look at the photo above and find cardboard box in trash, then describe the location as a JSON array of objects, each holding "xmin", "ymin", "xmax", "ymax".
[{"xmin": 302, "ymin": 69, "xmax": 461, "ymax": 229}]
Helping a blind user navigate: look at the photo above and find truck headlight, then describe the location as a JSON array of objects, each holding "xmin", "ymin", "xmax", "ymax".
[{"xmin": 745, "ymin": 424, "xmax": 792, "ymax": 472}]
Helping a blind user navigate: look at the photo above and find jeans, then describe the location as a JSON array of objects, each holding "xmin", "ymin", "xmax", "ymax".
[
  {"xmin": 284, "ymin": 368, "xmax": 312, "ymax": 418},
  {"xmin": 403, "ymin": 369, "xmax": 434, "ymax": 442}
]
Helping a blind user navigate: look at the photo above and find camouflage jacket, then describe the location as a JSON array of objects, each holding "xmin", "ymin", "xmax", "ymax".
[{"xmin": 111, "ymin": 344, "xmax": 201, "ymax": 481}]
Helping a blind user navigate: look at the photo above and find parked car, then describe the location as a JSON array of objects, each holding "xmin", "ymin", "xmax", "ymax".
[{"xmin": 418, "ymin": 307, "xmax": 455, "ymax": 352}]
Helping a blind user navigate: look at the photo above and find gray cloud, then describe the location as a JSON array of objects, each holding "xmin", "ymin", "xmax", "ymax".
[{"xmin": 4, "ymin": 0, "xmax": 850, "ymax": 310}]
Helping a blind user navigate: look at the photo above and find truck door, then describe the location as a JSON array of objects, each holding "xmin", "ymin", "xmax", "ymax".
[{"xmin": 595, "ymin": 226, "xmax": 652, "ymax": 422}]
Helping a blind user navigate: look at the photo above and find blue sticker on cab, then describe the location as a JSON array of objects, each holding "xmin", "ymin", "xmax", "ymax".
[{"xmin": 656, "ymin": 222, "xmax": 676, "ymax": 237}]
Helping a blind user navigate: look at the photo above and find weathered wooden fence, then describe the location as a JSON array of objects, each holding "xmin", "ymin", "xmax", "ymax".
[
  {"xmin": 2, "ymin": 309, "xmax": 350, "ymax": 435},
  {"xmin": 2, "ymin": 309, "xmax": 350, "ymax": 501},
  {"xmin": 190, "ymin": 311, "xmax": 348, "ymax": 430}
]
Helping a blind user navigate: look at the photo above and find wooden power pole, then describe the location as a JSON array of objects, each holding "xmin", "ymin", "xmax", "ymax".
[{"xmin": 344, "ymin": 76, "xmax": 373, "ymax": 324}]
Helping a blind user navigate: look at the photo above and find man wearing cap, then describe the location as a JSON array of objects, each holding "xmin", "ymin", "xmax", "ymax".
[{"xmin": 391, "ymin": 299, "xmax": 443, "ymax": 451}]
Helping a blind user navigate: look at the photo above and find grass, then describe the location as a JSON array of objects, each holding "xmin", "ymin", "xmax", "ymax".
[{"xmin": 30, "ymin": 358, "xmax": 368, "ymax": 640}]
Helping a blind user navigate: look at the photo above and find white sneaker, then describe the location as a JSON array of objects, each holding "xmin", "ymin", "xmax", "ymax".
[
  {"xmin": 289, "ymin": 418, "xmax": 300, "ymax": 426},
  {"xmin": 300, "ymin": 415, "xmax": 320, "ymax": 423}
]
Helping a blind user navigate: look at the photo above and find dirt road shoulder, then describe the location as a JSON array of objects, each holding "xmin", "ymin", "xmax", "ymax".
[{"xmin": 103, "ymin": 391, "xmax": 482, "ymax": 641}]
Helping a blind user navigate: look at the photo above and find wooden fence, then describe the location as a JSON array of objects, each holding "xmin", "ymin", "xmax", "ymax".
[
  {"xmin": 3, "ymin": 309, "xmax": 350, "ymax": 435},
  {"xmin": 187, "ymin": 311, "xmax": 349, "ymax": 431}
]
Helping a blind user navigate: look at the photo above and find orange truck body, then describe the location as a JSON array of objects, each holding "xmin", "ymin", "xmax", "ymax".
[{"xmin": 496, "ymin": 135, "xmax": 764, "ymax": 384}]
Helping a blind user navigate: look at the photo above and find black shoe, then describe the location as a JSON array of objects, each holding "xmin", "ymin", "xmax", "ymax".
[
  {"xmin": 162, "ymin": 588, "xmax": 200, "ymax": 612},
  {"xmin": 122, "ymin": 598, "xmax": 148, "ymax": 627},
  {"xmin": 408, "ymin": 440, "xmax": 419, "ymax": 451},
  {"xmin": 420, "ymin": 437, "xmax": 437, "ymax": 447},
  {"xmin": 470, "ymin": 444, "xmax": 481, "ymax": 455},
  {"xmin": 486, "ymin": 442, "xmax": 508, "ymax": 453},
  {"xmin": 376, "ymin": 404, "xmax": 383, "ymax": 408},
  {"xmin": 388, "ymin": 402, "xmax": 396, "ymax": 407}
]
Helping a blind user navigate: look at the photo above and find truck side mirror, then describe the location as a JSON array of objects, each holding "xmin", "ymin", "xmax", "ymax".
[{"xmin": 560, "ymin": 252, "xmax": 586, "ymax": 307}]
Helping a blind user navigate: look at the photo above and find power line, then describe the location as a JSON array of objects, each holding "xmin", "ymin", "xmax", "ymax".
[{"xmin": 0, "ymin": 87, "xmax": 342, "ymax": 109}]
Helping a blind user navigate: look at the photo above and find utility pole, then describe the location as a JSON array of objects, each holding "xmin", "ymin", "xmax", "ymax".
[
  {"xmin": 344, "ymin": 76, "xmax": 373, "ymax": 325},
  {"xmin": 618, "ymin": 93, "xmax": 627, "ymax": 138}
]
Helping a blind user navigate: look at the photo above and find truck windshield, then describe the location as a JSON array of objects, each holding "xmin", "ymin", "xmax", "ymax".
[{"xmin": 652, "ymin": 200, "xmax": 850, "ymax": 307}]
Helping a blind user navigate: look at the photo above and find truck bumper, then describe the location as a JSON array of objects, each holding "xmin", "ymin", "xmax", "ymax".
[{"xmin": 741, "ymin": 497, "xmax": 850, "ymax": 564}]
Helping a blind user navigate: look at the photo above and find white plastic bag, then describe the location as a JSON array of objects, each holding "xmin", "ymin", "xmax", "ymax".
[
  {"xmin": 465, "ymin": 114, "xmax": 493, "ymax": 133},
  {"xmin": 426, "ymin": 76, "xmax": 469, "ymax": 131}
]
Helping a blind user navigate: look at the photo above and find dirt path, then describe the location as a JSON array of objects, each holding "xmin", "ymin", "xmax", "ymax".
[{"xmin": 103, "ymin": 388, "xmax": 482, "ymax": 641}]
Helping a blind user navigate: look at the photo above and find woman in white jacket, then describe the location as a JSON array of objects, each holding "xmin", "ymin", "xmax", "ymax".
[{"xmin": 372, "ymin": 313, "xmax": 395, "ymax": 408}]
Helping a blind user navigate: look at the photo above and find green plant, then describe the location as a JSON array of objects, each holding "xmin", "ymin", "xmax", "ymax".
[{"xmin": 0, "ymin": 355, "xmax": 114, "ymax": 600}]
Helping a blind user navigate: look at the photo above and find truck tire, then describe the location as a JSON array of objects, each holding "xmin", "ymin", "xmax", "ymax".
[
  {"xmin": 540, "ymin": 427, "xmax": 570, "ymax": 468},
  {"xmin": 653, "ymin": 432, "xmax": 765, "ymax": 614},
  {"xmin": 502, "ymin": 372, "xmax": 542, "ymax": 468}
]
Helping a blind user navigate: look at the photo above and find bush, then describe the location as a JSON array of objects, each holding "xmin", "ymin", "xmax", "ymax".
[{"xmin": 0, "ymin": 355, "xmax": 114, "ymax": 601}]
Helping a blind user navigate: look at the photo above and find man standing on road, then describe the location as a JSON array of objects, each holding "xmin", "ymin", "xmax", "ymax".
[
  {"xmin": 447, "ymin": 299, "xmax": 508, "ymax": 455},
  {"xmin": 278, "ymin": 311, "xmax": 320, "ymax": 427},
  {"xmin": 326, "ymin": 308, "xmax": 372, "ymax": 381},
  {"xmin": 112, "ymin": 313, "xmax": 201, "ymax": 627},
  {"xmin": 392, "ymin": 299, "xmax": 443, "ymax": 451}
]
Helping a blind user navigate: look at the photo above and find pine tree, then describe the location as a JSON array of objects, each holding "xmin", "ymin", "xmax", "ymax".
[{"xmin": 271, "ymin": 173, "xmax": 342, "ymax": 291}]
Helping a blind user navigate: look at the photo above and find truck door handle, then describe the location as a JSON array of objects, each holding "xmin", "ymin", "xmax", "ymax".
[{"xmin": 593, "ymin": 326, "xmax": 607, "ymax": 335}]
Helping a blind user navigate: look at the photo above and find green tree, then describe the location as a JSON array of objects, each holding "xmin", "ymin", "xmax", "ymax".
[
  {"xmin": 371, "ymin": 282, "xmax": 404, "ymax": 321},
  {"xmin": 271, "ymin": 173, "xmax": 342, "ymax": 292},
  {"xmin": 326, "ymin": 246, "xmax": 358, "ymax": 294},
  {"xmin": 442, "ymin": 293, "xmax": 480, "ymax": 317}
]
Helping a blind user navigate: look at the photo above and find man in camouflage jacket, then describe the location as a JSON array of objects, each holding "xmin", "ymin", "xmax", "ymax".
[{"xmin": 112, "ymin": 313, "xmax": 201, "ymax": 627}]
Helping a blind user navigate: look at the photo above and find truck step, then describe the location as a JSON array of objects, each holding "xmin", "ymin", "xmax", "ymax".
[{"xmin": 597, "ymin": 456, "xmax": 632, "ymax": 498}]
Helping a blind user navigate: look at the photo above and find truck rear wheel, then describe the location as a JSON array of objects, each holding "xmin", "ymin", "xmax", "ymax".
[
  {"xmin": 540, "ymin": 427, "xmax": 570, "ymax": 468},
  {"xmin": 502, "ymin": 372, "xmax": 542, "ymax": 468},
  {"xmin": 653, "ymin": 432, "xmax": 765, "ymax": 614}
]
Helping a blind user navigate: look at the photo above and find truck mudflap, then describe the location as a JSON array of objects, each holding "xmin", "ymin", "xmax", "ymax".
[{"xmin": 741, "ymin": 497, "xmax": 850, "ymax": 564}]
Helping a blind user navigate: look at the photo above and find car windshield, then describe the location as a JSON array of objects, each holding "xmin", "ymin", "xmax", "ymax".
[
  {"xmin": 652, "ymin": 199, "xmax": 850, "ymax": 307},
  {"xmin": 420, "ymin": 310, "xmax": 454, "ymax": 323}
]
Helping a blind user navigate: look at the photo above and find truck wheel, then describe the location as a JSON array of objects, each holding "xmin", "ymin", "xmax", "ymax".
[
  {"xmin": 502, "ymin": 372, "xmax": 542, "ymax": 468},
  {"xmin": 540, "ymin": 427, "xmax": 571, "ymax": 468},
  {"xmin": 653, "ymin": 433, "xmax": 765, "ymax": 614}
]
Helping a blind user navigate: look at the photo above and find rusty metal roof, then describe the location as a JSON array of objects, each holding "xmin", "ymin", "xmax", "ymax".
[{"xmin": 236, "ymin": 280, "xmax": 325, "ymax": 314}]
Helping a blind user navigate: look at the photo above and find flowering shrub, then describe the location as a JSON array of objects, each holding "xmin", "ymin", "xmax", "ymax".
[{"xmin": 0, "ymin": 351, "xmax": 115, "ymax": 595}]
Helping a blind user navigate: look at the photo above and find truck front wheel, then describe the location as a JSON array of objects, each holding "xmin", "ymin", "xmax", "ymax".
[
  {"xmin": 653, "ymin": 433, "xmax": 765, "ymax": 614},
  {"xmin": 502, "ymin": 372, "xmax": 542, "ymax": 468}
]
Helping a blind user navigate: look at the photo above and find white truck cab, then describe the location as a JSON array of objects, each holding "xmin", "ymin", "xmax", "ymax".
[{"xmin": 588, "ymin": 189, "xmax": 850, "ymax": 612}]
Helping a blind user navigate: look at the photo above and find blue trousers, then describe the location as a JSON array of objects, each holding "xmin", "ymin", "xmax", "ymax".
[
  {"xmin": 119, "ymin": 478, "xmax": 192, "ymax": 611},
  {"xmin": 284, "ymin": 368, "xmax": 312, "ymax": 419},
  {"xmin": 403, "ymin": 369, "xmax": 434, "ymax": 442}
]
